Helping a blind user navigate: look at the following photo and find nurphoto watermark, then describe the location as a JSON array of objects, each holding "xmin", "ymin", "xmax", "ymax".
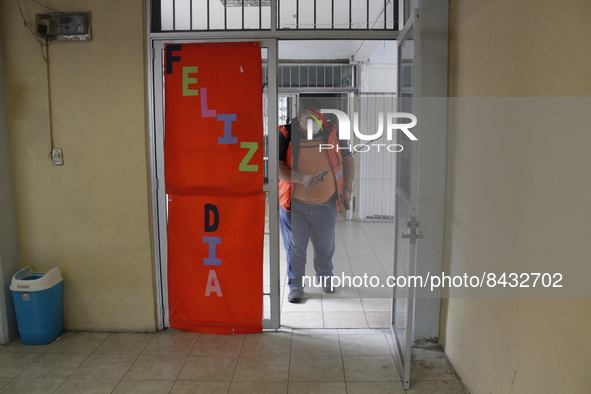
[{"xmin": 301, "ymin": 107, "xmax": 418, "ymax": 153}]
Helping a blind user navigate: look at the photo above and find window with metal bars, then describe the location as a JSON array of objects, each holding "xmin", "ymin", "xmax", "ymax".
[
  {"xmin": 263, "ymin": 64, "xmax": 356, "ymax": 90},
  {"xmin": 151, "ymin": 0, "xmax": 400, "ymax": 32}
]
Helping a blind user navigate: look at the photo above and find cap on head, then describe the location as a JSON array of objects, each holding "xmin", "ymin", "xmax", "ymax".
[{"xmin": 298, "ymin": 98, "xmax": 322, "ymax": 113}]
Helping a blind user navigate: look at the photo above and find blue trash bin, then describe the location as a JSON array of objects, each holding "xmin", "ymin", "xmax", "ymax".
[{"xmin": 10, "ymin": 267, "xmax": 63, "ymax": 345}]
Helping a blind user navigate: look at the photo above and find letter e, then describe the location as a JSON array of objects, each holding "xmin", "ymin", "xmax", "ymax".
[{"xmin": 183, "ymin": 67, "xmax": 199, "ymax": 96}]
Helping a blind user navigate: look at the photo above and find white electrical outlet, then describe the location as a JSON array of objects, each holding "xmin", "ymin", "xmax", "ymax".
[{"xmin": 51, "ymin": 148, "xmax": 63, "ymax": 166}]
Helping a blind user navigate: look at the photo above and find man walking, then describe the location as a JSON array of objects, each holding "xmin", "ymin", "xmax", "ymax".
[{"xmin": 278, "ymin": 98, "xmax": 354, "ymax": 303}]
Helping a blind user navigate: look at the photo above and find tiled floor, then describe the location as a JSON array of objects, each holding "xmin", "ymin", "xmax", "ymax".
[
  {"xmin": 0, "ymin": 329, "xmax": 468, "ymax": 393},
  {"xmin": 269, "ymin": 218, "xmax": 397, "ymax": 329},
  {"xmin": 0, "ymin": 219, "xmax": 469, "ymax": 393}
]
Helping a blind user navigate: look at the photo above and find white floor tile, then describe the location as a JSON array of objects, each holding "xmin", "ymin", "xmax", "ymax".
[
  {"xmin": 323, "ymin": 312, "xmax": 369, "ymax": 329},
  {"xmin": 322, "ymin": 297, "xmax": 364, "ymax": 312},
  {"xmin": 281, "ymin": 312, "xmax": 324, "ymax": 329}
]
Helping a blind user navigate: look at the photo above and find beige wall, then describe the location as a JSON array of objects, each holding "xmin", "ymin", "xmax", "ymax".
[
  {"xmin": 0, "ymin": 1, "xmax": 156, "ymax": 331},
  {"xmin": 0, "ymin": 16, "xmax": 22, "ymax": 343},
  {"xmin": 443, "ymin": 0, "xmax": 591, "ymax": 393}
]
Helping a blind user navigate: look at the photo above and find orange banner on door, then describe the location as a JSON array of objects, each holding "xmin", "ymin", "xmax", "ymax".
[
  {"xmin": 164, "ymin": 42, "xmax": 264, "ymax": 196},
  {"xmin": 164, "ymin": 42, "xmax": 264, "ymax": 334},
  {"xmin": 167, "ymin": 194, "xmax": 265, "ymax": 334}
]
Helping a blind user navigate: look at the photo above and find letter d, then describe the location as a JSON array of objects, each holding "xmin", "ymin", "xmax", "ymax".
[{"xmin": 204, "ymin": 204, "xmax": 219, "ymax": 232}]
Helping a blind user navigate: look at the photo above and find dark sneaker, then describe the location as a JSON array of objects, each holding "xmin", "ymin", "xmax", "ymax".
[
  {"xmin": 321, "ymin": 277, "xmax": 335, "ymax": 294},
  {"xmin": 288, "ymin": 289, "xmax": 305, "ymax": 303}
]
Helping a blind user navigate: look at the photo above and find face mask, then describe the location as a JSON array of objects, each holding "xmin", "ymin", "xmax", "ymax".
[{"xmin": 305, "ymin": 118, "xmax": 321, "ymax": 136}]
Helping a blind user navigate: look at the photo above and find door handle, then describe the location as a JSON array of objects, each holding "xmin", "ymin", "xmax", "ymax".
[{"xmin": 401, "ymin": 217, "xmax": 423, "ymax": 244}]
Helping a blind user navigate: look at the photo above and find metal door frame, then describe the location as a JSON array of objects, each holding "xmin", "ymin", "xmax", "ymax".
[
  {"xmin": 391, "ymin": 8, "xmax": 420, "ymax": 389},
  {"xmin": 148, "ymin": 38, "xmax": 281, "ymax": 329}
]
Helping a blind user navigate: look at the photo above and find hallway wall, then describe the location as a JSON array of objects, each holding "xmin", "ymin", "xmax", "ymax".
[
  {"xmin": 0, "ymin": 1, "xmax": 156, "ymax": 331},
  {"xmin": 442, "ymin": 0, "xmax": 591, "ymax": 393}
]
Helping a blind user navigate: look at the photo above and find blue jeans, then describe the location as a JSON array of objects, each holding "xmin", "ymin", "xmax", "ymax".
[{"xmin": 279, "ymin": 199, "xmax": 336, "ymax": 291}]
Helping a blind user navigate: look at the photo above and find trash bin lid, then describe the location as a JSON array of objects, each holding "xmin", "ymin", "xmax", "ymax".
[{"xmin": 10, "ymin": 267, "xmax": 63, "ymax": 292}]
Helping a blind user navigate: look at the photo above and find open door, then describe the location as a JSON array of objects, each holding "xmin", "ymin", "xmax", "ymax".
[{"xmin": 391, "ymin": 8, "xmax": 421, "ymax": 390}]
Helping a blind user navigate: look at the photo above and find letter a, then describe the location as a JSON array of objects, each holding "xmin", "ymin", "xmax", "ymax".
[{"xmin": 205, "ymin": 269, "xmax": 223, "ymax": 296}]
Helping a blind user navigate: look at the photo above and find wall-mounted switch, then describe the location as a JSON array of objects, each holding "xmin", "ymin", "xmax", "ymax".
[{"xmin": 52, "ymin": 148, "xmax": 63, "ymax": 166}]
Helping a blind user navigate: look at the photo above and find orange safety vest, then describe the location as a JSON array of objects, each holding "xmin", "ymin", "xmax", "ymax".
[{"xmin": 279, "ymin": 124, "xmax": 346, "ymax": 212}]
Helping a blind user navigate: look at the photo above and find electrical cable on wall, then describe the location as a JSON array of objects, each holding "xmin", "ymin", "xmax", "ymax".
[
  {"xmin": 16, "ymin": 0, "xmax": 58, "ymax": 163},
  {"xmin": 29, "ymin": 0, "xmax": 57, "ymax": 12},
  {"xmin": 17, "ymin": 0, "xmax": 92, "ymax": 166},
  {"xmin": 16, "ymin": 0, "xmax": 46, "ymax": 59},
  {"xmin": 43, "ymin": 42, "xmax": 55, "ymax": 157}
]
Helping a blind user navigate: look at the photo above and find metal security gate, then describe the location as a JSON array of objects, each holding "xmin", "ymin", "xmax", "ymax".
[
  {"xmin": 357, "ymin": 93, "xmax": 397, "ymax": 221},
  {"xmin": 152, "ymin": 0, "xmax": 401, "ymax": 32}
]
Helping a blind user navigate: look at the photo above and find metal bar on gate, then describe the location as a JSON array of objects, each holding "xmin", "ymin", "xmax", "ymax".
[
  {"xmin": 259, "ymin": 0, "xmax": 262, "ymax": 29},
  {"xmin": 272, "ymin": 0, "xmax": 278, "ymax": 31},
  {"xmin": 371, "ymin": 94, "xmax": 376, "ymax": 219},
  {"xmin": 366, "ymin": 0, "xmax": 370, "ymax": 29},
  {"xmin": 380, "ymin": 95, "xmax": 386, "ymax": 217},
  {"xmin": 374, "ymin": 94, "xmax": 379, "ymax": 219},
  {"xmin": 224, "ymin": 0, "xmax": 227, "ymax": 30},
  {"xmin": 314, "ymin": 66, "xmax": 317, "ymax": 87},
  {"xmin": 207, "ymin": 0, "xmax": 210, "ymax": 30},
  {"xmin": 151, "ymin": 0, "xmax": 162, "ymax": 32},
  {"xmin": 384, "ymin": 0, "xmax": 387, "ymax": 29},
  {"xmin": 394, "ymin": 0, "xmax": 399, "ymax": 30},
  {"xmin": 314, "ymin": 0, "xmax": 317, "ymax": 29},
  {"xmin": 296, "ymin": 0, "xmax": 299, "ymax": 29},
  {"xmin": 349, "ymin": 0, "xmax": 352, "ymax": 29},
  {"xmin": 190, "ymin": 0, "xmax": 193, "ymax": 30},
  {"xmin": 334, "ymin": 65, "xmax": 337, "ymax": 87},
  {"xmin": 376, "ymin": 95, "xmax": 385, "ymax": 220},
  {"xmin": 300, "ymin": 67, "xmax": 309, "ymax": 86},
  {"xmin": 331, "ymin": 0, "xmax": 334, "ymax": 29},
  {"xmin": 242, "ymin": 0, "xmax": 245, "ymax": 29},
  {"xmin": 390, "ymin": 95, "xmax": 395, "ymax": 217},
  {"xmin": 172, "ymin": 0, "xmax": 176, "ymax": 30}
]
